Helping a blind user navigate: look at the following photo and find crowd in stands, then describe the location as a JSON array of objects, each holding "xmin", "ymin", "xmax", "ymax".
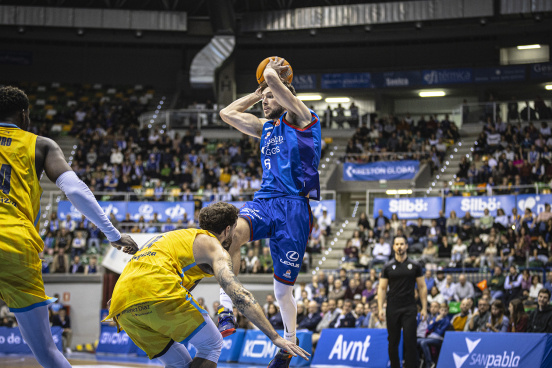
[
  {"xmin": 342, "ymin": 206, "xmax": 552, "ymax": 271},
  {"xmin": 40, "ymin": 213, "xmax": 105, "ymax": 276},
  {"xmin": 0, "ymin": 294, "xmax": 73, "ymax": 354},
  {"xmin": 327, "ymin": 203, "xmax": 552, "ymax": 365},
  {"xmin": 217, "ymin": 266, "xmax": 552, "ymax": 367},
  {"xmin": 70, "ymin": 124, "xmax": 270, "ymax": 202},
  {"xmin": 453, "ymin": 120, "xmax": 552, "ymax": 194},
  {"xmin": 343, "ymin": 114, "xmax": 460, "ymax": 173}
]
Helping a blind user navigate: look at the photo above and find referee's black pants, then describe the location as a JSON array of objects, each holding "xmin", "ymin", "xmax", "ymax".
[{"xmin": 386, "ymin": 304, "xmax": 418, "ymax": 368}]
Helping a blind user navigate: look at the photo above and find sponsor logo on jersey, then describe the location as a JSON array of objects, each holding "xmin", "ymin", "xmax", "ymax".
[
  {"xmin": 283, "ymin": 270, "xmax": 292, "ymax": 278},
  {"xmin": 280, "ymin": 258, "xmax": 300, "ymax": 268},
  {"xmin": 286, "ymin": 251, "xmax": 299, "ymax": 262}
]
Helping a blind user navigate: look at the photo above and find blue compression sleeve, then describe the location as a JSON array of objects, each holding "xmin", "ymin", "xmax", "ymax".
[{"xmin": 56, "ymin": 171, "xmax": 121, "ymax": 242}]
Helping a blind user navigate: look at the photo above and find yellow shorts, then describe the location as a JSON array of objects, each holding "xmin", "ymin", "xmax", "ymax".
[
  {"xmin": 114, "ymin": 296, "xmax": 208, "ymax": 359},
  {"xmin": 0, "ymin": 239, "xmax": 54, "ymax": 312}
]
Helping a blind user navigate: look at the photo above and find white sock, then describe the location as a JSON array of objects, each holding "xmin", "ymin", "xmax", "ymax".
[
  {"xmin": 273, "ymin": 280, "xmax": 297, "ymax": 343},
  {"xmin": 219, "ymin": 288, "xmax": 233, "ymax": 312}
]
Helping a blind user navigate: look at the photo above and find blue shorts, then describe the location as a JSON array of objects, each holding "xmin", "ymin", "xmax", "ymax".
[{"xmin": 239, "ymin": 197, "xmax": 313, "ymax": 285}]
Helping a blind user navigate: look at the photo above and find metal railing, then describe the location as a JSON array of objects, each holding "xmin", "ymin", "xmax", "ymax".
[
  {"xmin": 460, "ymin": 98, "xmax": 552, "ymax": 125},
  {"xmin": 139, "ymin": 107, "xmax": 370, "ymax": 131}
]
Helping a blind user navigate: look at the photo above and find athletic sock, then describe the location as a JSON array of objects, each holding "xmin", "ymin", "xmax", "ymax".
[
  {"xmin": 273, "ymin": 280, "xmax": 297, "ymax": 344},
  {"xmin": 219, "ymin": 288, "xmax": 234, "ymax": 312}
]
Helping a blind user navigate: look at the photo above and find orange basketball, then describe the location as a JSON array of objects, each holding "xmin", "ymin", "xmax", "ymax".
[{"xmin": 256, "ymin": 56, "xmax": 293, "ymax": 84}]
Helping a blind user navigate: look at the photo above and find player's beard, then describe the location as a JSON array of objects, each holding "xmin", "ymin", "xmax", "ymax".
[
  {"xmin": 221, "ymin": 236, "xmax": 232, "ymax": 251},
  {"xmin": 265, "ymin": 105, "xmax": 285, "ymax": 120}
]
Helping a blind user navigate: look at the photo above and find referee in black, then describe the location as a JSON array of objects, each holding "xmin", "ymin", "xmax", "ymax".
[{"xmin": 378, "ymin": 236, "xmax": 427, "ymax": 368}]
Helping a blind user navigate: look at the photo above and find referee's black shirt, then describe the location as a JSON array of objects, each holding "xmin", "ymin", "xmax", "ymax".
[{"xmin": 382, "ymin": 257, "xmax": 423, "ymax": 305}]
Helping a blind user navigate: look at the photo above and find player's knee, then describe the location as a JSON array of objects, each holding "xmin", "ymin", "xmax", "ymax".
[
  {"xmin": 32, "ymin": 344, "xmax": 58, "ymax": 368},
  {"xmin": 195, "ymin": 332, "xmax": 222, "ymax": 363},
  {"xmin": 273, "ymin": 281, "xmax": 293, "ymax": 302},
  {"xmin": 234, "ymin": 218, "xmax": 251, "ymax": 246}
]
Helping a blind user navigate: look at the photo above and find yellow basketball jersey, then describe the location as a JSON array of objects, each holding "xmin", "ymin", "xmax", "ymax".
[
  {"xmin": 107, "ymin": 229, "xmax": 216, "ymax": 318},
  {"xmin": 0, "ymin": 123, "xmax": 43, "ymax": 257}
]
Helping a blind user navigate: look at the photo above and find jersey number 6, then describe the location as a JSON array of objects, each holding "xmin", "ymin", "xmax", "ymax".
[{"xmin": 264, "ymin": 158, "xmax": 271, "ymax": 170}]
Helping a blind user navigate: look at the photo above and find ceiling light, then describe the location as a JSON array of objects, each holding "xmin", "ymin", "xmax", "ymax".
[
  {"xmin": 386, "ymin": 190, "xmax": 398, "ymax": 195},
  {"xmin": 419, "ymin": 91, "xmax": 446, "ymax": 97},
  {"xmin": 517, "ymin": 44, "xmax": 541, "ymax": 50},
  {"xmin": 546, "ymin": 84, "xmax": 552, "ymax": 90},
  {"xmin": 325, "ymin": 97, "xmax": 350, "ymax": 103},
  {"xmin": 298, "ymin": 94, "xmax": 322, "ymax": 101}
]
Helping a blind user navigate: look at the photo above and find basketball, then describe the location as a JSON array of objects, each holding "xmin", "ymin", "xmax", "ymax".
[{"xmin": 256, "ymin": 56, "xmax": 293, "ymax": 84}]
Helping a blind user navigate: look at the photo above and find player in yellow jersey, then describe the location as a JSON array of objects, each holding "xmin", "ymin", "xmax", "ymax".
[
  {"xmin": 105, "ymin": 202, "xmax": 310, "ymax": 368},
  {"xmin": 0, "ymin": 86, "xmax": 138, "ymax": 368}
]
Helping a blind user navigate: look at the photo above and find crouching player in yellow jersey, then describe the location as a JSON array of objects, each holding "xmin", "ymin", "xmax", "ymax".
[
  {"xmin": 0, "ymin": 86, "xmax": 138, "ymax": 368},
  {"xmin": 105, "ymin": 202, "xmax": 310, "ymax": 368}
]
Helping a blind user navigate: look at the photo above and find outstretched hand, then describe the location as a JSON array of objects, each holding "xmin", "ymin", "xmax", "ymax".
[
  {"xmin": 111, "ymin": 234, "xmax": 139, "ymax": 255},
  {"xmin": 271, "ymin": 336, "xmax": 311, "ymax": 361}
]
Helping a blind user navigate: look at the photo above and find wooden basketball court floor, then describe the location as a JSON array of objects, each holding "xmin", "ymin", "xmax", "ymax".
[{"xmin": 0, "ymin": 354, "xmax": 261, "ymax": 367}]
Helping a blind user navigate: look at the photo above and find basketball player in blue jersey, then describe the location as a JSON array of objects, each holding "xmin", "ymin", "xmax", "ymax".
[
  {"xmin": 219, "ymin": 57, "xmax": 321, "ymax": 368},
  {"xmin": 0, "ymin": 86, "xmax": 138, "ymax": 368}
]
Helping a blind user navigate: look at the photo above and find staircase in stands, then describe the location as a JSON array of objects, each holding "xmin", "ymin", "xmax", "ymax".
[{"xmin": 313, "ymin": 123, "xmax": 483, "ymax": 272}]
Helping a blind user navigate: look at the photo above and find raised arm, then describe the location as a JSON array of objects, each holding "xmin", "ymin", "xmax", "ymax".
[
  {"xmin": 198, "ymin": 237, "xmax": 309, "ymax": 360},
  {"xmin": 37, "ymin": 137, "xmax": 138, "ymax": 254},
  {"xmin": 263, "ymin": 58, "xmax": 312, "ymax": 126},
  {"xmin": 219, "ymin": 89, "xmax": 265, "ymax": 139}
]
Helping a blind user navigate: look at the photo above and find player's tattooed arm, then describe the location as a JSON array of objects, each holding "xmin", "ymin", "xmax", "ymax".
[{"xmin": 213, "ymin": 253, "xmax": 279, "ymax": 341}]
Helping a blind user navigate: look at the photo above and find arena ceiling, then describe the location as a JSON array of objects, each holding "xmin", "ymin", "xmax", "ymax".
[{"xmin": 0, "ymin": 0, "xmax": 376, "ymax": 16}]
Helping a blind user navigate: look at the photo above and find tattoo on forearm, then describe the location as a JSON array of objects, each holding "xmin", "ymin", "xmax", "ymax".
[{"xmin": 216, "ymin": 258, "xmax": 259, "ymax": 312}]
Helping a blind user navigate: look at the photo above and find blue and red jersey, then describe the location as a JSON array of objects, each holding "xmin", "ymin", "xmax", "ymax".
[{"xmin": 255, "ymin": 110, "xmax": 321, "ymax": 200}]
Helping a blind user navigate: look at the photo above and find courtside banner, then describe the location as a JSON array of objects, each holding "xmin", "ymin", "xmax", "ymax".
[
  {"xmin": 0, "ymin": 326, "xmax": 62, "ymax": 354},
  {"xmin": 219, "ymin": 328, "xmax": 246, "ymax": 362},
  {"xmin": 437, "ymin": 332, "xmax": 552, "ymax": 368},
  {"xmin": 58, "ymin": 200, "xmax": 194, "ymax": 222},
  {"xmin": 373, "ymin": 197, "xmax": 442, "ymax": 219},
  {"xmin": 343, "ymin": 161, "xmax": 419, "ymax": 181},
  {"xmin": 238, "ymin": 329, "xmax": 312, "ymax": 367},
  {"xmin": 311, "ymin": 328, "xmax": 398, "ymax": 368},
  {"xmin": 516, "ymin": 194, "xmax": 552, "ymax": 215},
  {"xmin": 58, "ymin": 200, "xmax": 127, "ymax": 221},
  {"xmin": 126, "ymin": 201, "xmax": 194, "ymax": 222},
  {"xmin": 445, "ymin": 195, "xmax": 516, "ymax": 218},
  {"xmin": 177, "ymin": 329, "xmax": 246, "ymax": 362},
  {"xmin": 311, "ymin": 200, "xmax": 337, "ymax": 221},
  {"xmin": 96, "ymin": 325, "xmax": 139, "ymax": 355}
]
